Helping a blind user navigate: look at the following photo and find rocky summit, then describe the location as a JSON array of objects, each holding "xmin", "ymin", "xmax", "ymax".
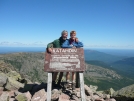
[
  {"xmin": 0, "ymin": 65, "xmax": 133, "ymax": 101},
  {"xmin": 0, "ymin": 56, "xmax": 134, "ymax": 101}
]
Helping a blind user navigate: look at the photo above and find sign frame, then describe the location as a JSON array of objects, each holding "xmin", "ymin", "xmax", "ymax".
[{"xmin": 44, "ymin": 48, "xmax": 85, "ymax": 72}]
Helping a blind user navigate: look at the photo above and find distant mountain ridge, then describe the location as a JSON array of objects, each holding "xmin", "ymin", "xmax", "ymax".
[
  {"xmin": 113, "ymin": 57, "xmax": 134, "ymax": 66},
  {"xmin": 84, "ymin": 50, "xmax": 126, "ymax": 63},
  {"xmin": 111, "ymin": 57, "xmax": 134, "ymax": 79}
]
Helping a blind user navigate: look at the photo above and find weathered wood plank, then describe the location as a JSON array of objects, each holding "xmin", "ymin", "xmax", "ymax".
[
  {"xmin": 44, "ymin": 48, "xmax": 85, "ymax": 72},
  {"xmin": 47, "ymin": 72, "xmax": 52, "ymax": 101},
  {"xmin": 79, "ymin": 72, "xmax": 86, "ymax": 101}
]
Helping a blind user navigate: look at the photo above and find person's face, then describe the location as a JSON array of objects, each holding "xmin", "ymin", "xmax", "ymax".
[
  {"xmin": 70, "ymin": 34, "xmax": 76, "ymax": 41},
  {"xmin": 62, "ymin": 33, "xmax": 68, "ymax": 40}
]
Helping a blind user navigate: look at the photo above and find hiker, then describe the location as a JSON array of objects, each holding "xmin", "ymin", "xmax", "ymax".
[
  {"xmin": 47, "ymin": 30, "xmax": 68, "ymax": 87},
  {"xmin": 62, "ymin": 30, "xmax": 83, "ymax": 90}
]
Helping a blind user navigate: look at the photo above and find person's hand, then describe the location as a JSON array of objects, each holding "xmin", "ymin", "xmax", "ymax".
[
  {"xmin": 75, "ymin": 38, "xmax": 79, "ymax": 42},
  {"xmin": 48, "ymin": 48, "xmax": 52, "ymax": 53}
]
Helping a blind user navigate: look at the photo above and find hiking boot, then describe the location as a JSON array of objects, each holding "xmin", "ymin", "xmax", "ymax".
[{"xmin": 72, "ymin": 82, "xmax": 76, "ymax": 90}]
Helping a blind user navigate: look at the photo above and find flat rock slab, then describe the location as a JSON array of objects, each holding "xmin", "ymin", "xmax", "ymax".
[
  {"xmin": 31, "ymin": 89, "xmax": 46, "ymax": 101},
  {"xmin": 58, "ymin": 93, "xmax": 70, "ymax": 101}
]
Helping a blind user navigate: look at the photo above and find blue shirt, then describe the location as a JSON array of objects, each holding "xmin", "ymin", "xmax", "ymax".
[{"xmin": 62, "ymin": 39, "xmax": 83, "ymax": 48}]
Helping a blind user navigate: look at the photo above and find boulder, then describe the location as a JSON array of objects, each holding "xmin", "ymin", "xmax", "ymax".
[
  {"xmin": 7, "ymin": 71, "xmax": 22, "ymax": 81},
  {"xmin": 0, "ymin": 73, "xmax": 8, "ymax": 87},
  {"xmin": 86, "ymin": 96, "xmax": 91, "ymax": 101},
  {"xmin": 58, "ymin": 93, "xmax": 70, "ymax": 101},
  {"xmin": 113, "ymin": 84, "xmax": 134, "ymax": 101},
  {"xmin": 5, "ymin": 77, "xmax": 24, "ymax": 91},
  {"xmin": 72, "ymin": 95, "xmax": 80, "ymax": 101},
  {"xmin": 76, "ymin": 91, "xmax": 81, "ymax": 98},
  {"xmin": 90, "ymin": 85, "xmax": 98, "ymax": 93},
  {"xmin": 109, "ymin": 88, "xmax": 115, "ymax": 96},
  {"xmin": 93, "ymin": 95, "xmax": 101, "ymax": 100},
  {"xmin": 14, "ymin": 90, "xmax": 22, "ymax": 96},
  {"xmin": 15, "ymin": 91, "xmax": 31, "ymax": 101},
  {"xmin": 84, "ymin": 85, "xmax": 93, "ymax": 96},
  {"xmin": 0, "ymin": 87, "xmax": 4, "ymax": 96},
  {"xmin": 104, "ymin": 88, "xmax": 115, "ymax": 96},
  {"xmin": 31, "ymin": 89, "xmax": 46, "ymax": 101},
  {"xmin": 103, "ymin": 94, "xmax": 110, "ymax": 99},
  {"xmin": 24, "ymin": 91, "xmax": 32, "ymax": 101},
  {"xmin": 0, "ymin": 92, "xmax": 9, "ymax": 101},
  {"xmin": 15, "ymin": 93, "xmax": 28, "ymax": 101},
  {"xmin": 0, "ymin": 91, "xmax": 3, "ymax": 96},
  {"xmin": 51, "ymin": 89, "xmax": 60, "ymax": 101},
  {"xmin": 0, "ymin": 87, "xmax": 4, "ymax": 91},
  {"xmin": 9, "ymin": 90, "xmax": 15, "ymax": 98},
  {"xmin": 9, "ymin": 98, "xmax": 15, "ymax": 101},
  {"xmin": 95, "ymin": 91, "xmax": 104, "ymax": 98}
]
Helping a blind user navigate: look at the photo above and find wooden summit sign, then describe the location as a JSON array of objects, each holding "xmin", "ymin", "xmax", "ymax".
[{"xmin": 44, "ymin": 48, "xmax": 85, "ymax": 72}]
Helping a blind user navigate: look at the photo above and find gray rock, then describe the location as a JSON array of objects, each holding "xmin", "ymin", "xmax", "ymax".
[
  {"xmin": 15, "ymin": 93, "xmax": 28, "ymax": 101},
  {"xmin": 24, "ymin": 91, "xmax": 32, "ymax": 101},
  {"xmin": 72, "ymin": 95, "xmax": 80, "ymax": 101},
  {"xmin": 109, "ymin": 88, "xmax": 115, "ymax": 96},
  {"xmin": 7, "ymin": 71, "xmax": 22, "ymax": 81},
  {"xmin": 84, "ymin": 85, "xmax": 93, "ymax": 96},
  {"xmin": 15, "ymin": 91, "xmax": 31, "ymax": 101},
  {"xmin": 31, "ymin": 89, "xmax": 46, "ymax": 101},
  {"xmin": 0, "ymin": 90, "xmax": 3, "ymax": 96},
  {"xmin": 93, "ymin": 95, "xmax": 101, "ymax": 100},
  {"xmin": 95, "ymin": 91, "xmax": 104, "ymax": 98},
  {"xmin": 51, "ymin": 89, "xmax": 60, "ymax": 101},
  {"xmin": 104, "ymin": 88, "xmax": 115, "ymax": 97},
  {"xmin": 90, "ymin": 85, "xmax": 98, "ymax": 93},
  {"xmin": 76, "ymin": 91, "xmax": 81, "ymax": 98},
  {"xmin": 0, "ymin": 87, "xmax": 4, "ymax": 91},
  {"xmin": 14, "ymin": 91, "xmax": 22, "ymax": 96},
  {"xmin": 9, "ymin": 98, "xmax": 15, "ymax": 101},
  {"xmin": 0, "ymin": 73, "xmax": 8, "ymax": 87},
  {"xmin": 0, "ymin": 92, "xmax": 9, "ymax": 101},
  {"xmin": 113, "ymin": 84, "xmax": 134, "ymax": 101},
  {"xmin": 103, "ymin": 94, "xmax": 110, "ymax": 99},
  {"xmin": 5, "ymin": 77, "xmax": 24, "ymax": 91},
  {"xmin": 58, "ymin": 93, "xmax": 70, "ymax": 101},
  {"xmin": 86, "ymin": 96, "xmax": 91, "ymax": 101}
]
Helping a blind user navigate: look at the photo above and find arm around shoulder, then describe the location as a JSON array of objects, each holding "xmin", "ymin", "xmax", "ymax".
[
  {"xmin": 62, "ymin": 40, "xmax": 72, "ymax": 48},
  {"xmin": 74, "ymin": 41, "xmax": 84, "ymax": 48}
]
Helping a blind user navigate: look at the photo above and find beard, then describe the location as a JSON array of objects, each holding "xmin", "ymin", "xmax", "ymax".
[{"xmin": 62, "ymin": 37, "xmax": 67, "ymax": 40}]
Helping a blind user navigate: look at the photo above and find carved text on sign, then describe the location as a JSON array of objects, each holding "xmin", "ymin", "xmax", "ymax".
[{"xmin": 44, "ymin": 48, "xmax": 85, "ymax": 72}]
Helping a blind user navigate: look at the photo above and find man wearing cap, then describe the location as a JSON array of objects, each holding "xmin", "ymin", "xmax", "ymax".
[{"xmin": 47, "ymin": 30, "xmax": 68, "ymax": 87}]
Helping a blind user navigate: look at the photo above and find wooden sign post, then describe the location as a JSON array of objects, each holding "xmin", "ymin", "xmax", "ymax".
[{"xmin": 44, "ymin": 48, "xmax": 86, "ymax": 101}]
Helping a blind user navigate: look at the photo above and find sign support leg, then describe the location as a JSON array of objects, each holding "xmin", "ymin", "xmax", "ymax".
[
  {"xmin": 79, "ymin": 72, "xmax": 86, "ymax": 101},
  {"xmin": 76, "ymin": 72, "xmax": 80, "ymax": 88},
  {"xmin": 47, "ymin": 72, "xmax": 52, "ymax": 101}
]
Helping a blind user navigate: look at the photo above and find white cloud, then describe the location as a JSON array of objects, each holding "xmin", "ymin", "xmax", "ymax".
[{"xmin": 0, "ymin": 41, "xmax": 46, "ymax": 47}]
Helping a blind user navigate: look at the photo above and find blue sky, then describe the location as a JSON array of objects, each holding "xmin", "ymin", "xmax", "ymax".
[{"xmin": 0, "ymin": 0, "xmax": 134, "ymax": 49}]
